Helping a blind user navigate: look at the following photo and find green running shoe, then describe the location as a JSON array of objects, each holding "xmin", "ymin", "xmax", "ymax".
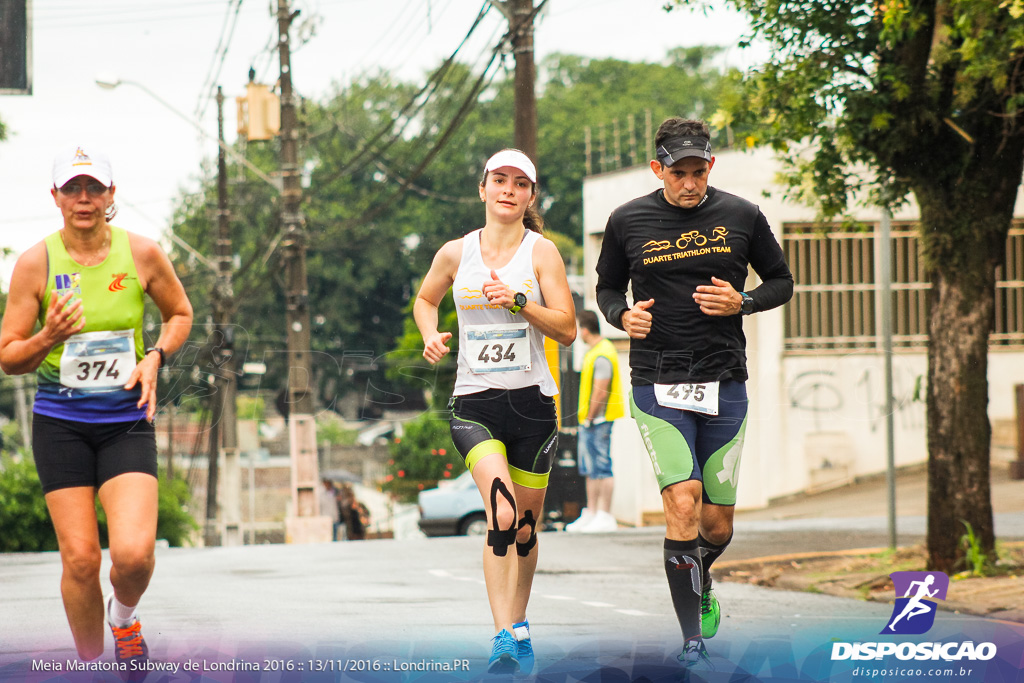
[{"xmin": 700, "ymin": 584, "xmax": 721, "ymax": 639}]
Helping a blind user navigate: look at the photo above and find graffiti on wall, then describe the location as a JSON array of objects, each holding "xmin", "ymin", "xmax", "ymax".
[{"xmin": 788, "ymin": 365, "xmax": 925, "ymax": 433}]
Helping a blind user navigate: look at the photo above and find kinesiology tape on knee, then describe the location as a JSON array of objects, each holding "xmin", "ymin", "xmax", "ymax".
[
  {"xmin": 486, "ymin": 478, "xmax": 518, "ymax": 557},
  {"xmin": 516, "ymin": 510, "xmax": 538, "ymax": 557}
]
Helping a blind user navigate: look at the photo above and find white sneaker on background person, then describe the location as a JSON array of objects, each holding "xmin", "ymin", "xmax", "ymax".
[
  {"xmin": 565, "ymin": 508, "xmax": 594, "ymax": 532},
  {"xmin": 582, "ymin": 510, "xmax": 618, "ymax": 533}
]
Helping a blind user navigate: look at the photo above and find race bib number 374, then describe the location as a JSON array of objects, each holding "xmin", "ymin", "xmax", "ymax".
[
  {"xmin": 654, "ymin": 381, "xmax": 720, "ymax": 416},
  {"xmin": 59, "ymin": 329, "xmax": 137, "ymax": 391},
  {"xmin": 465, "ymin": 323, "xmax": 531, "ymax": 374}
]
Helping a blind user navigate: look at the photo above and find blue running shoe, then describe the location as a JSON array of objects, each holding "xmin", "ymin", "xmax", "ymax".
[
  {"xmin": 487, "ymin": 629, "xmax": 520, "ymax": 674},
  {"xmin": 512, "ymin": 620, "xmax": 534, "ymax": 675}
]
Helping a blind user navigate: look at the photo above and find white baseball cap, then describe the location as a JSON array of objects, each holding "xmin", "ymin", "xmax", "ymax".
[
  {"xmin": 484, "ymin": 149, "xmax": 537, "ymax": 183},
  {"xmin": 52, "ymin": 145, "xmax": 113, "ymax": 188}
]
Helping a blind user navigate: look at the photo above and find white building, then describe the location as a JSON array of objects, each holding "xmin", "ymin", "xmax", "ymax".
[{"xmin": 579, "ymin": 147, "xmax": 1024, "ymax": 523}]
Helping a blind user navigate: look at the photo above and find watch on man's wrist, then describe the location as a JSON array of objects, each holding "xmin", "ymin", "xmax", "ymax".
[
  {"xmin": 509, "ymin": 292, "xmax": 528, "ymax": 315},
  {"xmin": 145, "ymin": 346, "xmax": 166, "ymax": 368},
  {"xmin": 740, "ymin": 292, "xmax": 755, "ymax": 315}
]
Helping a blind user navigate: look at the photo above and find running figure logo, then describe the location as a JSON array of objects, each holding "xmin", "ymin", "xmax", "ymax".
[{"xmin": 882, "ymin": 571, "xmax": 949, "ymax": 635}]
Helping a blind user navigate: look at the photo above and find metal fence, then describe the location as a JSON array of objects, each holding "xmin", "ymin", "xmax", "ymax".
[{"xmin": 783, "ymin": 221, "xmax": 1024, "ymax": 352}]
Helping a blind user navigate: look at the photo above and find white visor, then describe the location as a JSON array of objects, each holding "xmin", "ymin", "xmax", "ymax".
[{"xmin": 484, "ymin": 149, "xmax": 537, "ymax": 183}]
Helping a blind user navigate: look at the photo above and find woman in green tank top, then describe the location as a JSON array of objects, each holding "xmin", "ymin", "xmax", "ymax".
[{"xmin": 0, "ymin": 145, "xmax": 192, "ymax": 668}]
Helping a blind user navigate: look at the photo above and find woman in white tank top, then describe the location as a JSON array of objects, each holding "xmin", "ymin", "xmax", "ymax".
[{"xmin": 414, "ymin": 149, "xmax": 576, "ymax": 674}]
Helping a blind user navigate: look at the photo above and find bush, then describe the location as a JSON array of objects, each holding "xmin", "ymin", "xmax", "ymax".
[
  {"xmin": 317, "ymin": 412, "xmax": 358, "ymax": 446},
  {"xmin": 0, "ymin": 456, "xmax": 199, "ymax": 552},
  {"xmin": 0, "ymin": 455, "xmax": 58, "ymax": 552},
  {"xmin": 236, "ymin": 395, "xmax": 266, "ymax": 422},
  {"xmin": 382, "ymin": 412, "xmax": 464, "ymax": 502}
]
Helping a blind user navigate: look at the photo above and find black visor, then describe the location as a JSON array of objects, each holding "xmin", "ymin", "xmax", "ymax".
[{"xmin": 656, "ymin": 136, "xmax": 712, "ymax": 166}]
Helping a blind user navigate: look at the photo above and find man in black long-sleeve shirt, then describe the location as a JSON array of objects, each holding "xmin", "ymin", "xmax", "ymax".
[{"xmin": 596, "ymin": 118, "xmax": 793, "ymax": 668}]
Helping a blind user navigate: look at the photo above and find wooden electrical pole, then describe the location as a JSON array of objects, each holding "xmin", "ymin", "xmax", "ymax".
[
  {"xmin": 276, "ymin": 0, "xmax": 313, "ymax": 417},
  {"xmin": 215, "ymin": 85, "xmax": 242, "ymax": 546},
  {"xmin": 496, "ymin": 0, "xmax": 538, "ymax": 161},
  {"xmin": 277, "ymin": 0, "xmax": 328, "ymax": 543},
  {"xmin": 205, "ymin": 85, "xmax": 241, "ymax": 547}
]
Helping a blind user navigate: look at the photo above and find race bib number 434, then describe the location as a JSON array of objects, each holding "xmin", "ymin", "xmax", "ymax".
[
  {"xmin": 465, "ymin": 323, "xmax": 531, "ymax": 374},
  {"xmin": 654, "ymin": 381, "xmax": 720, "ymax": 416},
  {"xmin": 59, "ymin": 329, "xmax": 137, "ymax": 391}
]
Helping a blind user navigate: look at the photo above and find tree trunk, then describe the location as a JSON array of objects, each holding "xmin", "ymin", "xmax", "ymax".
[
  {"xmin": 911, "ymin": 114, "xmax": 1024, "ymax": 573},
  {"xmin": 925, "ymin": 265, "xmax": 996, "ymax": 573}
]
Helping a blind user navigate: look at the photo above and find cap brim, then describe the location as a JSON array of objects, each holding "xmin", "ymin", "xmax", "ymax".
[
  {"xmin": 659, "ymin": 148, "xmax": 712, "ymax": 166},
  {"xmin": 54, "ymin": 168, "xmax": 112, "ymax": 188}
]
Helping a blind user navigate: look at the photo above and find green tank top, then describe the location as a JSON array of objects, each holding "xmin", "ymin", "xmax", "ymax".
[{"xmin": 34, "ymin": 226, "xmax": 147, "ymax": 422}]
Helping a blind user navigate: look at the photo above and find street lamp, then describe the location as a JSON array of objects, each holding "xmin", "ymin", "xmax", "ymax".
[{"xmin": 94, "ymin": 76, "xmax": 281, "ymax": 192}]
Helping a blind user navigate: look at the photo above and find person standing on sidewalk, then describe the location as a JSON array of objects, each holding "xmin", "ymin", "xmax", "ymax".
[
  {"xmin": 595, "ymin": 118, "xmax": 793, "ymax": 668},
  {"xmin": 565, "ymin": 309, "xmax": 624, "ymax": 533},
  {"xmin": 415, "ymin": 149, "xmax": 576, "ymax": 675},
  {"xmin": 0, "ymin": 145, "xmax": 192, "ymax": 670}
]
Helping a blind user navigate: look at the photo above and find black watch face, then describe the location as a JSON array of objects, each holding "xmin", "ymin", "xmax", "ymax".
[{"xmin": 514, "ymin": 292, "xmax": 528, "ymax": 307}]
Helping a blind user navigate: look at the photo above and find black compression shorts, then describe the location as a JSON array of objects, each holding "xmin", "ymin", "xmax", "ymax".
[
  {"xmin": 32, "ymin": 413, "xmax": 158, "ymax": 494},
  {"xmin": 449, "ymin": 386, "xmax": 558, "ymax": 489}
]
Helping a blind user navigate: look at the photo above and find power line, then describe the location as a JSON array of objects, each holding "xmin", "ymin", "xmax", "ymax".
[
  {"xmin": 311, "ymin": 33, "xmax": 510, "ymax": 252},
  {"xmin": 315, "ymin": 0, "xmax": 494, "ymax": 186},
  {"xmin": 194, "ymin": 0, "xmax": 247, "ymax": 126},
  {"xmin": 310, "ymin": 0, "xmax": 550, "ymax": 250}
]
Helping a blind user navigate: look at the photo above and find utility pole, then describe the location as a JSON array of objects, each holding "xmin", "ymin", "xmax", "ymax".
[
  {"xmin": 277, "ymin": 0, "xmax": 329, "ymax": 543},
  {"xmin": 215, "ymin": 85, "xmax": 242, "ymax": 546},
  {"xmin": 204, "ymin": 85, "xmax": 241, "ymax": 546},
  {"xmin": 496, "ymin": 0, "xmax": 538, "ymax": 161}
]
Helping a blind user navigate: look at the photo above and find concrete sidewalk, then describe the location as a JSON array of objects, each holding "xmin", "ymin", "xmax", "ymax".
[{"xmin": 736, "ymin": 459, "xmax": 1024, "ymax": 522}]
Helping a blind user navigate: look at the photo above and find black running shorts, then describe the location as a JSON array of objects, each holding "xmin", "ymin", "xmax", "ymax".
[
  {"xmin": 32, "ymin": 413, "xmax": 158, "ymax": 494},
  {"xmin": 449, "ymin": 386, "xmax": 558, "ymax": 489}
]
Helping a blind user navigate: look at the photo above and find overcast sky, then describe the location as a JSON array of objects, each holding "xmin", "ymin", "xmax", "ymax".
[{"xmin": 0, "ymin": 0, "xmax": 762, "ymax": 284}]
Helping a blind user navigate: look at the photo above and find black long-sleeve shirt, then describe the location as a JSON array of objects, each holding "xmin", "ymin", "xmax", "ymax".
[{"xmin": 596, "ymin": 187, "xmax": 793, "ymax": 385}]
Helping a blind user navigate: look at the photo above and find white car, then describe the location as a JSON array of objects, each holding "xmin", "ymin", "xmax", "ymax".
[{"xmin": 416, "ymin": 470, "xmax": 487, "ymax": 537}]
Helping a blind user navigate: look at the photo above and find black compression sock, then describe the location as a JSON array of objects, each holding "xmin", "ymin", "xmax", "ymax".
[
  {"xmin": 698, "ymin": 532, "xmax": 733, "ymax": 590},
  {"xmin": 664, "ymin": 538, "xmax": 703, "ymax": 641}
]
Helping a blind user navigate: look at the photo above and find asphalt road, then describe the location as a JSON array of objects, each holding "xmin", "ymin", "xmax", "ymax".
[{"xmin": 2, "ymin": 522, "xmax": 1022, "ymax": 683}]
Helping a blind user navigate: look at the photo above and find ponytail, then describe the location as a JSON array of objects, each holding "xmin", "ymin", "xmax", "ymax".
[{"xmin": 523, "ymin": 204, "xmax": 543, "ymax": 234}]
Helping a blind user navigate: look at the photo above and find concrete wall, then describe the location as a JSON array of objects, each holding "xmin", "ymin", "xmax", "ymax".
[{"xmin": 580, "ymin": 148, "xmax": 1024, "ymax": 519}]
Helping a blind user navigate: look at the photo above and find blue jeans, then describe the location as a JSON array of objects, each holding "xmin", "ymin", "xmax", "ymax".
[{"xmin": 578, "ymin": 421, "xmax": 614, "ymax": 479}]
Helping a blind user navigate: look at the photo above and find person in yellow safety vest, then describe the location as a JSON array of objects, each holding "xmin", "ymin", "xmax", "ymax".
[{"xmin": 566, "ymin": 310, "xmax": 625, "ymax": 533}]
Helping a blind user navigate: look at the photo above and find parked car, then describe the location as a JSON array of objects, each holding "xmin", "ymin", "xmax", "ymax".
[{"xmin": 417, "ymin": 470, "xmax": 487, "ymax": 537}]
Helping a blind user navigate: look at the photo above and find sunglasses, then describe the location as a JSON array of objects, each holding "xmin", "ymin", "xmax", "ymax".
[{"xmin": 58, "ymin": 181, "xmax": 109, "ymax": 197}]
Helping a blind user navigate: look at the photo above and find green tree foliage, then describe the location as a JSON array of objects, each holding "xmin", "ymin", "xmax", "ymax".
[
  {"xmin": 382, "ymin": 413, "xmax": 462, "ymax": 502},
  {"xmin": 0, "ymin": 456, "xmax": 57, "ymax": 552},
  {"xmin": 0, "ymin": 458, "xmax": 199, "ymax": 552},
  {"xmin": 671, "ymin": 0, "xmax": 1024, "ymax": 572}
]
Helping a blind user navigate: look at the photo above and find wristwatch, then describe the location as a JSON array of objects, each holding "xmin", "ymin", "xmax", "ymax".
[
  {"xmin": 739, "ymin": 292, "xmax": 755, "ymax": 315},
  {"xmin": 509, "ymin": 292, "xmax": 528, "ymax": 315},
  {"xmin": 145, "ymin": 346, "xmax": 166, "ymax": 367}
]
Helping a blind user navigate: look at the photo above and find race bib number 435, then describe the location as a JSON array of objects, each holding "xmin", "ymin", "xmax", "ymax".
[
  {"xmin": 465, "ymin": 323, "xmax": 531, "ymax": 374},
  {"xmin": 654, "ymin": 381, "xmax": 720, "ymax": 416},
  {"xmin": 59, "ymin": 329, "xmax": 137, "ymax": 391}
]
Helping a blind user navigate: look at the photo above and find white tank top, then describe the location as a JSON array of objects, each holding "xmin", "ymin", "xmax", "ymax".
[{"xmin": 452, "ymin": 228, "xmax": 558, "ymax": 397}]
